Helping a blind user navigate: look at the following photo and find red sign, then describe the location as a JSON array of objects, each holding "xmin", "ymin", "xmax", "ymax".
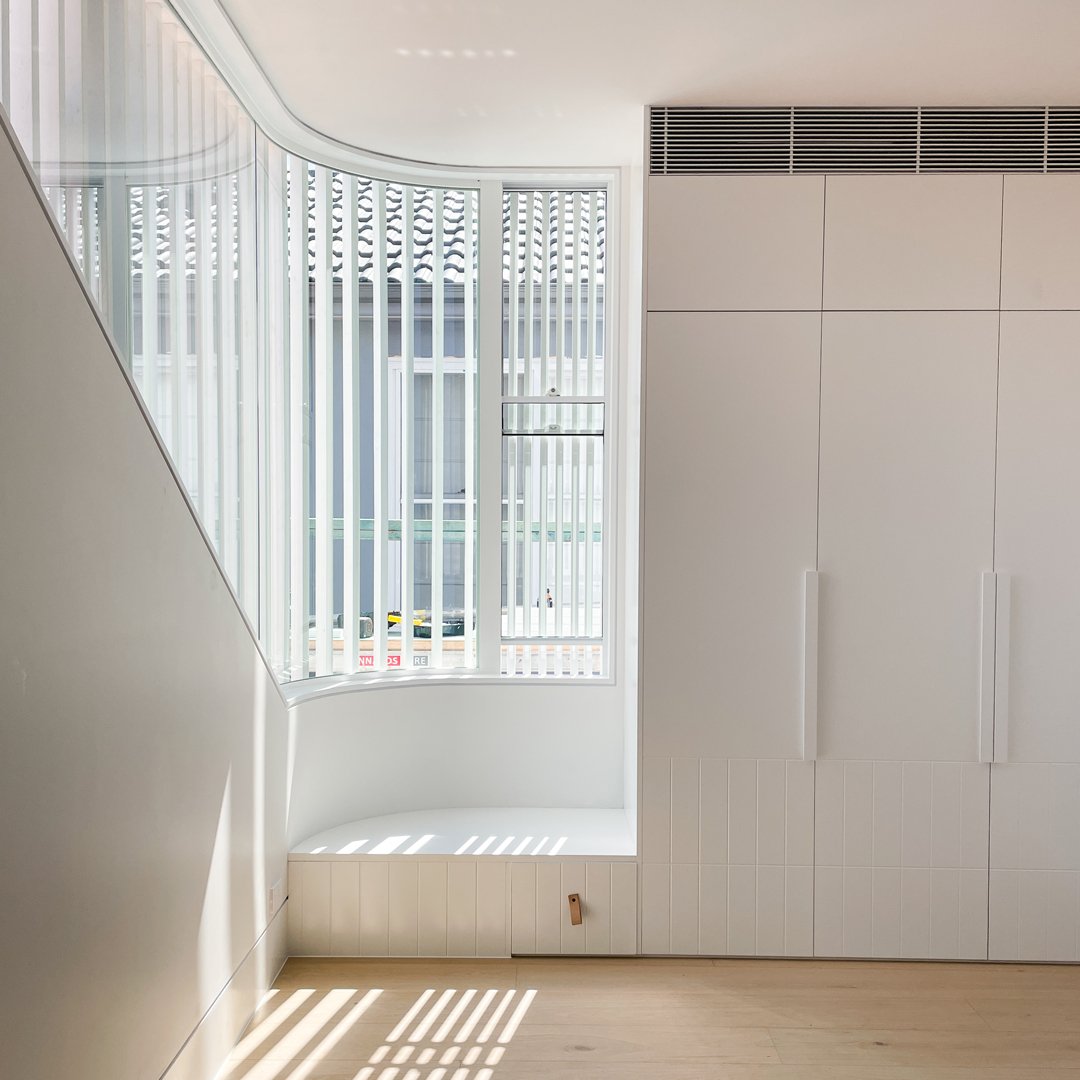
[{"xmin": 357, "ymin": 654, "xmax": 429, "ymax": 668}]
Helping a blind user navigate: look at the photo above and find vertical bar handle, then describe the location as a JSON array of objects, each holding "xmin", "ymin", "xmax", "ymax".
[
  {"xmin": 994, "ymin": 573, "xmax": 1011, "ymax": 763},
  {"xmin": 803, "ymin": 570, "xmax": 819, "ymax": 761},
  {"xmin": 978, "ymin": 572, "xmax": 996, "ymax": 764}
]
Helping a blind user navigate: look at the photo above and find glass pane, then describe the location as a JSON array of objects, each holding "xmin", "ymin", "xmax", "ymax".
[
  {"xmin": 270, "ymin": 168, "xmax": 478, "ymax": 679},
  {"xmin": 502, "ymin": 402, "xmax": 604, "ymax": 436},
  {"xmin": 0, "ymin": 0, "xmax": 258, "ymax": 606},
  {"xmin": 502, "ymin": 189, "xmax": 606, "ymax": 398},
  {"xmin": 501, "ymin": 434, "xmax": 604, "ymax": 661}
]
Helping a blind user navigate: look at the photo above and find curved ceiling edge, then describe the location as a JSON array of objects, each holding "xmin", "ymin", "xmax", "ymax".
[{"xmin": 170, "ymin": 0, "xmax": 619, "ymax": 188}]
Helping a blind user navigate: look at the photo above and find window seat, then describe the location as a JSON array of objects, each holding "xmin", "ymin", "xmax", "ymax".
[{"xmin": 291, "ymin": 806, "xmax": 635, "ymax": 859}]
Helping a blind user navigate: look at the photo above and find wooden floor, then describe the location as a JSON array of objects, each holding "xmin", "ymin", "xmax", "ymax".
[{"xmin": 223, "ymin": 957, "xmax": 1080, "ymax": 1079}]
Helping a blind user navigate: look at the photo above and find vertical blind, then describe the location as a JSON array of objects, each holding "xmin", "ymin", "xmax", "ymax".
[
  {"xmin": 0, "ymin": 0, "xmax": 610, "ymax": 684},
  {"xmin": 501, "ymin": 190, "xmax": 607, "ymax": 677},
  {"xmin": 259, "ymin": 147, "xmax": 479, "ymax": 678}
]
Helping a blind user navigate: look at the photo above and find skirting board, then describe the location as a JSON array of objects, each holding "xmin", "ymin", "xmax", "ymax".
[{"xmin": 162, "ymin": 902, "xmax": 289, "ymax": 1080}]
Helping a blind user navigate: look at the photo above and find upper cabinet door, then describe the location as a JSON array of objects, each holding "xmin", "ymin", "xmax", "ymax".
[
  {"xmin": 647, "ymin": 176, "xmax": 824, "ymax": 312},
  {"xmin": 823, "ymin": 175, "xmax": 1003, "ymax": 311},
  {"xmin": 995, "ymin": 312, "xmax": 1080, "ymax": 763},
  {"xmin": 1001, "ymin": 176, "xmax": 1080, "ymax": 310},
  {"xmin": 818, "ymin": 312, "xmax": 998, "ymax": 762},
  {"xmin": 643, "ymin": 312, "xmax": 820, "ymax": 760}
]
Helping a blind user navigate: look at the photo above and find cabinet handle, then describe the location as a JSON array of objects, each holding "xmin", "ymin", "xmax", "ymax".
[
  {"xmin": 994, "ymin": 573, "xmax": 1011, "ymax": 764},
  {"xmin": 978, "ymin": 572, "xmax": 996, "ymax": 764},
  {"xmin": 803, "ymin": 570, "xmax": 819, "ymax": 761}
]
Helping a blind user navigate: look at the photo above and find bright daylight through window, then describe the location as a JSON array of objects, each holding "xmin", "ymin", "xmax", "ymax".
[
  {"xmin": 501, "ymin": 190, "xmax": 608, "ymax": 677},
  {"xmin": 0, "ymin": 0, "xmax": 610, "ymax": 684}
]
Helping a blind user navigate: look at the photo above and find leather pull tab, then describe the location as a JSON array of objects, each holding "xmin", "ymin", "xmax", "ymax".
[{"xmin": 567, "ymin": 893, "xmax": 583, "ymax": 925}]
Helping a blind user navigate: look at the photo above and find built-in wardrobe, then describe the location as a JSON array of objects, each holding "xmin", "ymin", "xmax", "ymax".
[{"xmin": 642, "ymin": 110, "xmax": 1080, "ymax": 961}]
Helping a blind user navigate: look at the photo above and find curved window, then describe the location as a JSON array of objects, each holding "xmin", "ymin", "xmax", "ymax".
[
  {"xmin": 258, "ymin": 146, "xmax": 478, "ymax": 679},
  {"xmin": 0, "ymin": 0, "xmax": 610, "ymax": 685}
]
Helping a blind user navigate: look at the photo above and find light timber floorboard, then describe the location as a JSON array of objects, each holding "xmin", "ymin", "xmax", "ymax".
[{"xmin": 224, "ymin": 957, "xmax": 1080, "ymax": 1079}]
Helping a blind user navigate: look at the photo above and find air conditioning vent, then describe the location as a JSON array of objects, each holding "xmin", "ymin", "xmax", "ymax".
[
  {"xmin": 918, "ymin": 108, "xmax": 1045, "ymax": 172},
  {"xmin": 1048, "ymin": 108, "xmax": 1080, "ymax": 171},
  {"xmin": 649, "ymin": 107, "xmax": 791, "ymax": 175},
  {"xmin": 793, "ymin": 108, "xmax": 917, "ymax": 173},
  {"xmin": 649, "ymin": 106, "xmax": 1080, "ymax": 175}
]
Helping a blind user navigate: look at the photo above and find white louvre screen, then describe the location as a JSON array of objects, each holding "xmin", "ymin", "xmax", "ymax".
[
  {"xmin": 501, "ymin": 189, "xmax": 607, "ymax": 677},
  {"xmin": 260, "ymin": 148, "xmax": 479, "ymax": 678}
]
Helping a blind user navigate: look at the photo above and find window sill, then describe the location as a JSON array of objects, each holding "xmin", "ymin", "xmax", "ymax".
[{"xmin": 282, "ymin": 668, "xmax": 616, "ymax": 706}]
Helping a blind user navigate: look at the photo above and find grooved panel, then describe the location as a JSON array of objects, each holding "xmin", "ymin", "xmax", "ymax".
[
  {"xmin": 286, "ymin": 857, "xmax": 511, "ymax": 958},
  {"xmin": 670, "ymin": 758, "xmax": 700, "ymax": 864},
  {"xmin": 509, "ymin": 860, "xmax": 637, "ymax": 956},
  {"xmin": 329, "ymin": 862, "xmax": 360, "ymax": 956},
  {"xmin": 510, "ymin": 863, "xmax": 537, "ymax": 954},
  {"xmin": 388, "ymin": 862, "xmax": 419, "ymax": 956},
  {"xmin": 417, "ymin": 862, "xmax": 448, "ymax": 956},
  {"xmin": 814, "ymin": 761, "xmax": 990, "ymax": 959},
  {"xmin": 610, "ymin": 863, "xmax": 639, "ymax": 954},
  {"xmin": 299, "ymin": 861, "xmax": 331, "ymax": 956},
  {"xmin": 641, "ymin": 754, "xmax": 671, "ymax": 863},
  {"xmin": 359, "ymin": 862, "xmax": 389, "ymax": 956},
  {"xmin": 475, "ymin": 862, "xmax": 507, "ymax": 957},
  {"xmin": 641, "ymin": 864, "xmax": 671, "ymax": 954},
  {"xmin": 584, "ymin": 863, "xmax": 612, "ymax": 954},
  {"xmin": 447, "ymin": 863, "xmax": 478, "ymax": 956},
  {"xmin": 535, "ymin": 862, "xmax": 563, "ymax": 954},
  {"xmin": 641, "ymin": 757, "xmax": 814, "ymax": 956},
  {"xmin": 990, "ymin": 764, "xmax": 1080, "ymax": 961},
  {"xmin": 560, "ymin": 863, "xmax": 587, "ymax": 954},
  {"xmin": 670, "ymin": 865, "xmax": 701, "ymax": 955}
]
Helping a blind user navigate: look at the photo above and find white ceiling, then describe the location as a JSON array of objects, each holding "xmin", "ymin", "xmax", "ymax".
[{"xmin": 215, "ymin": 0, "xmax": 1080, "ymax": 169}]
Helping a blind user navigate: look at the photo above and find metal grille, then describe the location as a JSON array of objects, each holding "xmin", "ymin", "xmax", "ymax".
[
  {"xmin": 649, "ymin": 108, "xmax": 791, "ymax": 175},
  {"xmin": 919, "ymin": 108, "xmax": 1045, "ymax": 172},
  {"xmin": 650, "ymin": 106, "xmax": 1080, "ymax": 175},
  {"xmin": 793, "ymin": 108, "xmax": 917, "ymax": 173},
  {"xmin": 1048, "ymin": 108, "xmax": 1080, "ymax": 171}
]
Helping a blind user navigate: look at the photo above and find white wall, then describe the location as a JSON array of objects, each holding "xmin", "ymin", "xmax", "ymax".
[
  {"xmin": 0, "ymin": 119, "xmax": 288, "ymax": 1079},
  {"xmin": 287, "ymin": 683, "xmax": 625, "ymax": 847}
]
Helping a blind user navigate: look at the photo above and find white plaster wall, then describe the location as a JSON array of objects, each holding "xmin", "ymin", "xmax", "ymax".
[
  {"xmin": 287, "ymin": 683, "xmax": 625, "ymax": 848},
  {"xmin": 0, "ymin": 120, "xmax": 288, "ymax": 1080}
]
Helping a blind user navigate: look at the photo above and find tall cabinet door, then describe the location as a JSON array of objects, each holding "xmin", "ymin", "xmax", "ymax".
[
  {"xmin": 990, "ymin": 309, "xmax": 1080, "ymax": 960},
  {"xmin": 642, "ymin": 311, "xmax": 820, "ymax": 955},
  {"xmin": 815, "ymin": 311, "xmax": 999, "ymax": 958}
]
